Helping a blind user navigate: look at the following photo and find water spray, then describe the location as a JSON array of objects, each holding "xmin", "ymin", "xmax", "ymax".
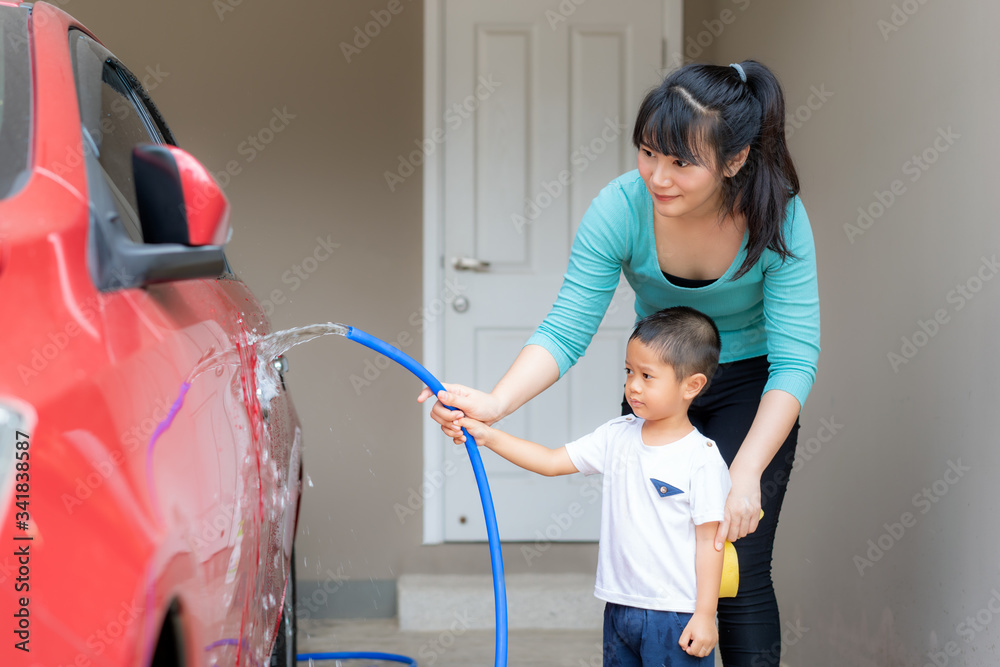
[
  {"xmin": 152, "ymin": 323, "xmax": 508, "ymax": 665},
  {"xmin": 297, "ymin": 326, "xmax": 508, "ymax": 666}
]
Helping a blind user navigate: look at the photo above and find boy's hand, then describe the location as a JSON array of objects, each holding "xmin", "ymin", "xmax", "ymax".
[
  {"xmin": 678, "ymin": 612, "xmax": 717, "ymax": 658},
  {"xmin": 454, "ymin": 417, "xmax": 493, "ymax": 447}
]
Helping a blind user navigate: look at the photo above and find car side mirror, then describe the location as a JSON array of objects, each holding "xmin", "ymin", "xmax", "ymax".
[
  {"xmin": 86, "ymin": 143, "xmax": 231, "ymax": 291},
  {"xmin": 132, "ymin": 144, "xmax": 231, "ymax": 246}
]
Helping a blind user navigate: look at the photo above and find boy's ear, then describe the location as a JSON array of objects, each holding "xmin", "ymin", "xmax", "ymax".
[{"xmin": 682, "ymin": 373, "xmax": 708, "ymax": 400}]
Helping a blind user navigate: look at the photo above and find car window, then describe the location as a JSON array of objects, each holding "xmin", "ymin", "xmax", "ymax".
[
  {"xmin": 0, "ymin": 7, "xmax": 31, "ymax": 200},
  {"xmin": 71, "ymin": 30, "xmax": 173, "ymax": 243}
]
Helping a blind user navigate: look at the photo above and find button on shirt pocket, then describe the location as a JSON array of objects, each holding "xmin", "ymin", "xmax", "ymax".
[{"xmin": 649, "ymin": 478, "xmax": 683, "ymax": 498}]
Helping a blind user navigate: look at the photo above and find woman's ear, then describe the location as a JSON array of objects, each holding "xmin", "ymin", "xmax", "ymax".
[
  {"xmin": 682, "ymin": 373, "xmax": 708, "ymax": 400},
  {"xmin": 724, "ymin": 145, "xmax": 751, "ymax": 178}
]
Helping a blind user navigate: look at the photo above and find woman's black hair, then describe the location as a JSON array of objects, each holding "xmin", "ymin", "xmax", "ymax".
[{"xmin": 631, "ymin": 60, "xmax": 799, "ymax": 279}]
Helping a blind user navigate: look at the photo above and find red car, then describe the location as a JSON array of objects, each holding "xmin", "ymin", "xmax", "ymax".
[{"xmin": 0, "ymin": 2, "xmax": 302, "ymax": 665}]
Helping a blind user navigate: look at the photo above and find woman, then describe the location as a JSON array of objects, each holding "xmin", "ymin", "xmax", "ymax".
[{"xmin": 419, "ymin": 60, "xmax": 820, "ymax": 666}]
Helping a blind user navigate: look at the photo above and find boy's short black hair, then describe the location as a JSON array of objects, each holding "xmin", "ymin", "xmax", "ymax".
[{"xmin": 629, "ymin": 307, "xmax": 722, "ymax": 391}]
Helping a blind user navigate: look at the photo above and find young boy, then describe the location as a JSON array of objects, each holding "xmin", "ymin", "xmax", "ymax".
[{"xmin": 456, "ymin": 306, "xmax": 731, "ymax": 665}]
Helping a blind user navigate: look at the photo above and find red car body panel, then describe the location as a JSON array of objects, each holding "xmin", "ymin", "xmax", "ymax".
[{"xmin": 0, "ymin": 2, "xmax": 301, "ymax": 665}]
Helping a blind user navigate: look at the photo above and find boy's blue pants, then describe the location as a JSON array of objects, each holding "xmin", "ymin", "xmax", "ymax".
[{"xmin": 603, "ymin": 602, "xmax": 715, "ymax": 666}]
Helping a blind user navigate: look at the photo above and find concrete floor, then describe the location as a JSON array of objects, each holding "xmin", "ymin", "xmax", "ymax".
[
  {"xmin": 297, "ymin": 618, "xmax": 603, "ymax": 666},
  {"xmin": 297, "ymin": 619, "xmax": 728, "ymax": 666}
]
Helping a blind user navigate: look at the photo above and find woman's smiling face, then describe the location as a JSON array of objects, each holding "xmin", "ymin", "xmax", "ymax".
[{"xmin": 636, "ymin": 143, "xmax": 726, "ymax": 220}]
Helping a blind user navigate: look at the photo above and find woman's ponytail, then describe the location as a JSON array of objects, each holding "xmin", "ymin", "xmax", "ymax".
[{"xmin": 734, "ymin": 60, "xmax": 799, "ymax": 275}]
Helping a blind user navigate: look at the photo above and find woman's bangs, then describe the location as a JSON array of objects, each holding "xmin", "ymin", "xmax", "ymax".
[{"xmin": 638, "ymin": 94, "xmax": 715, "ymax": 168}]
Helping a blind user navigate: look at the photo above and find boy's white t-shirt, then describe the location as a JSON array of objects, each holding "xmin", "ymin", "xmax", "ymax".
[{"xmin": 565, "ymin": 415, "xmax": 731, "ymax": 613}]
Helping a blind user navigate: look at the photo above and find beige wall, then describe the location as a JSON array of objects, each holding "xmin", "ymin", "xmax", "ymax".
[
  {"xmin": 682, "ymin": 0, "xmax": 721, "ymax": 64},
  {"xmin": 700, "ymin": 0, "xmax": 1000, "ymax": 664},
  {"xmin": 70, "ymin": 0, "xmax": 1000, "ymax": 660}
]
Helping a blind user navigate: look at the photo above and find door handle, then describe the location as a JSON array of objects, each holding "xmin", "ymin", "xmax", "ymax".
[{"xmin": 452, "ymin": 257, "xmax": 491, "ymax": 272}]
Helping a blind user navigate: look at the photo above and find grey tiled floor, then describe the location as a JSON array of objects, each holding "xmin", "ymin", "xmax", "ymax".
[
  {"xmin": 298, "ymin": 619, "xmax": 726, "ymax": 666},
  {"xmin": 297, "ymin": 618, "xmax": 603, "ymax": 666}
]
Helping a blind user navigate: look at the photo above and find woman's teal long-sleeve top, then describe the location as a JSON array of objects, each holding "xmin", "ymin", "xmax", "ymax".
[{"xmin": 525, "ymin": 170, "xmax": 821, "ymax": 408}]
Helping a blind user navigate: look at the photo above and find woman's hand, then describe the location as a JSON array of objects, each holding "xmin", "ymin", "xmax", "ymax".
[
  {"xmin": 416, "ymin": 384, "xmax": 505, "ymax": 444},
  {"xmin": 715, "ymin": 467, "xmax": 762, "ymax": 549},
  {"xmin": 416, "ymin": 346, "xmax": 561, "ymax": 444},
  {"xmin": 713, "ymin": 390, "xmax": 801, "ymax": 549}
]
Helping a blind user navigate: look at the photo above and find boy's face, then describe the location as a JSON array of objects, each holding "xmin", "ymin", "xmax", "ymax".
[{"xmin": 624, "ymin": 338, "xmax": 701, "ymax": 422}]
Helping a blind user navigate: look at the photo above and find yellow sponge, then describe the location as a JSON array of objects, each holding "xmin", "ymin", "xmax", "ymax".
[
  {"xmin": 719, "ymin": 541, "xmax": 740, "ymax": 597},
  {"xmin": 718, "ymin": 510, "xmax": 764, "ymax": 598}
]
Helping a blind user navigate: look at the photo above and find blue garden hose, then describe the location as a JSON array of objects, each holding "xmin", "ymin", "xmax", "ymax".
[
  {"xmin": 295, "ymin": 326, "xmax": 508, "ymax": 666},
  {"xmin": 296, "ymin": 651, "xmax": 416, "ymax": 665}
]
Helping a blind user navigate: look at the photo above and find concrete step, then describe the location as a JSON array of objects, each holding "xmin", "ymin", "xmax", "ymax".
[{"xmin": 397, "ymin": 573, "xmax": 604, "ymax": 631}]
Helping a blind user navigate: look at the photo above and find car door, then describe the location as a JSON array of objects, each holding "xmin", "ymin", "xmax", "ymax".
[{"xmin": 70, "ymin": 29, "xmax": 299, "ymax": 665}]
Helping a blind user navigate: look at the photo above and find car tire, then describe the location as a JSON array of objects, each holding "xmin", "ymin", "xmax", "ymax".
[{"xmin": 270, "ymin": 550, "xmax": 297, "ymax": 667}]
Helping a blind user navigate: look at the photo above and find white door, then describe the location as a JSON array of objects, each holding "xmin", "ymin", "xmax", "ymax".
[{"xmin": 430, "ymin": 0, "xmax": 675, "ymax": 541}]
